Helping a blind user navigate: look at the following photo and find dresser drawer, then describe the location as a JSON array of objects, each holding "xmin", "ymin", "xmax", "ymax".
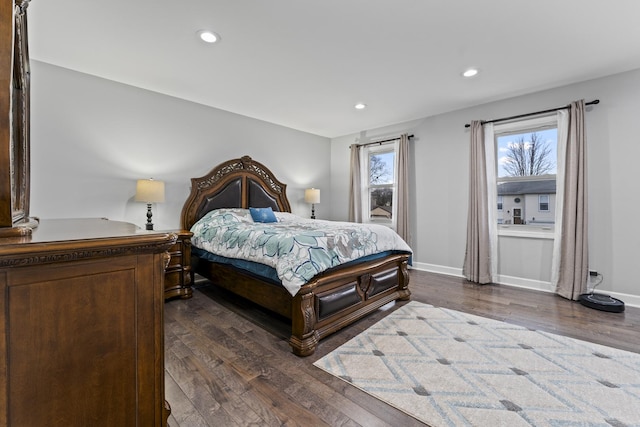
[
  {"xmin": 167, "ymin": 249, "xmax": 183, "ymax": 268},
  {"xmin": 163, "ymin": 230, "xmax": 193, "ymax": 300}
]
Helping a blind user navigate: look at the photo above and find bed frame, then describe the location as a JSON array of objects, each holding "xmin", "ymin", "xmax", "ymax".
[{"xmin": 181, "ymin": 155, "xmax": 410, "ymax": 356}]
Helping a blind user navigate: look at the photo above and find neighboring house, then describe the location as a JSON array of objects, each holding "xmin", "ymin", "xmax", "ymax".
[
  {"xmin": 497, "ymin": 177, "xmax": 556, "ymax": 225},
  {"xmin": 370, "ymin": 205, "xmax": 392, "ymax": 219}
]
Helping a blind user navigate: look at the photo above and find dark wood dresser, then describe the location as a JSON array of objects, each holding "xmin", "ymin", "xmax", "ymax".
[{"xmin": 0, "ymin": 218, "xmax": 176, "ymax": 426}]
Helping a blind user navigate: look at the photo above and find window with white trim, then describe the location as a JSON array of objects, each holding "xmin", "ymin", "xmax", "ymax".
[
  {"xmin": 539, "ymin": 194, "xmax": 550, "ymax": 211},
  {"xmin": 361, "ymin": 142, "xmax": 398, "ymax": 229},
  {"xmin": 495, "ymin": 115, "xmax": 558, "ymax": 235}
]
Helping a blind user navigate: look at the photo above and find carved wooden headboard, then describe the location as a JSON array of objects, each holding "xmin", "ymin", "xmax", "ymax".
[{"xmin": 180, "ymin": 156, "xmax": 291, "ymax": 230}]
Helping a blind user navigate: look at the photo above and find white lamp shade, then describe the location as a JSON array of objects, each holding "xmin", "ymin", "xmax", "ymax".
[
  {"xmin": 135, "ymin": 179, "xmax": 165, "ymax": 203},
  {"xmin": 304, "ymin": 188, "xmax": 320, "ymax": 204}
]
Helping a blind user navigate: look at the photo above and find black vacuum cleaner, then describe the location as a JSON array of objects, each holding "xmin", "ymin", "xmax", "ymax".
[{"xmin": 578, "ymin": 272, "xmax": 625, "ymax": 313}]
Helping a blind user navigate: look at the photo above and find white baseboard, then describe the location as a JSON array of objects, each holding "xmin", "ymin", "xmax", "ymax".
[
  {"xmin": 495, "ymin": 274, "xmax": 555, "ymax": 293},
  {"xmin": 411, "ymin": 263, "xmax": 640, "ymax": 308},
  {"xmin": 411, "ymin": 262, "xmax": 464, "ymax": 278}
]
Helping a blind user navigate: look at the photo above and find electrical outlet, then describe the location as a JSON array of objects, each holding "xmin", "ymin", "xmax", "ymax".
[{"xmin": 589, "ymin": 270, "xmax": 598, "ymax": 277}]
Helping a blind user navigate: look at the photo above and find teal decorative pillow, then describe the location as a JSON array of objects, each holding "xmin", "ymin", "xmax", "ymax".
[{"xmin": 249, "ymin": 207, "xmax": 278, "ymax": 223}]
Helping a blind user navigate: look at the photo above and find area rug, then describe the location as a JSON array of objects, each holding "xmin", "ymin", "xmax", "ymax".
[{"xmin": 314, "ymin": 301, "xmax": 640, "ymax": 426}]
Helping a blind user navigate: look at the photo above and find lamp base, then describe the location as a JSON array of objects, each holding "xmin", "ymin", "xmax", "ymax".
[{"xmin": 146, "ymin": 203, "xmax": 154, "ymax": 230}]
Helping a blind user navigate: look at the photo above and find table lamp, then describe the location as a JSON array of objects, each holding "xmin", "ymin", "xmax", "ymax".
[
  {"xmin": 135, "ymin": 179, "xmax": 165, "ymax": 230},
  {"xmin": 304, "ymin": 188, "xmax": 320, "ymax": 219}
]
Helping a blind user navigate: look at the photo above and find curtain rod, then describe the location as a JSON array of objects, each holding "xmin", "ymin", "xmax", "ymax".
[
  {"xmin": 351, "ymin": 134, "xmax": 414, "ymax": 149},
  {"xmin": 464, "ymin": 99, "xmax": 599, "ymax": 128}
]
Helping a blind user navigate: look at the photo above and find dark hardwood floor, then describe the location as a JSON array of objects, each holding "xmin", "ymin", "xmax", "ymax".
[{"xmin": 164, "ymin": 269, "xmax": 640, "ymax": 426}]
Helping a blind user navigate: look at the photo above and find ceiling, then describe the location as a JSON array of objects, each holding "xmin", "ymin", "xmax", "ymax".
[{"xmin": 27, "ymin": 1, "xmax": 640, "ymax": 138}]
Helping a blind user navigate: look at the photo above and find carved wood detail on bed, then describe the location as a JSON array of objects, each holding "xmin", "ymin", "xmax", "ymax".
[
  {"xmin": 181, "ymin": 155, "xmax": 410, "ymax": 356},
  {"xmin": 291, "ymin": 253, "xmax": 410, "ymax": 356},
  {"xmin": 181, "ymin": 155, "xmax": 291, "ymax": 230}
]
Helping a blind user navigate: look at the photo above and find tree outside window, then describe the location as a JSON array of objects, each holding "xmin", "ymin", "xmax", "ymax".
[{"xmin": 498, "ymin": 130, "xmax": 556, "ymax": 178}]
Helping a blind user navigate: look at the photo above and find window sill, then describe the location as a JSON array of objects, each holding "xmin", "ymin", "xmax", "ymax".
[{"xmin": 498, "ymin": 225, "xmax": 554, "ymax": 239}]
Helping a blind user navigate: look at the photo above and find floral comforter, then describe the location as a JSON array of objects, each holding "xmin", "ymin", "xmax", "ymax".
[{"xmin": 190, "ymin": 208, "xmax": 412, "ymax": 296}]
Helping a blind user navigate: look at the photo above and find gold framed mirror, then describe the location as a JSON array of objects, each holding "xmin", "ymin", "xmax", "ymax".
[{"xmin": 0, "ymin": 1, "xmax": 35, "ymax": 236}]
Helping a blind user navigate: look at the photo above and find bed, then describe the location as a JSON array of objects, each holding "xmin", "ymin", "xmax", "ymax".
[{"xmin": 180, "ymin": 155, "xmax": 411, "ymax": 356}]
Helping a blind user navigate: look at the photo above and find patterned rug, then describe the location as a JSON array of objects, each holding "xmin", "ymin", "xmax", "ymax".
[{"xmin": 314, "ymin": 301, "xmax": 640, "ymax": 426}]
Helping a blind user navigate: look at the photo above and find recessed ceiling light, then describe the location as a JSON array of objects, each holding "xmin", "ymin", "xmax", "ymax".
[
  {"xmin": 197, "ymin": 30, "xmax": 220, "ymax": 44},
  {"xmin": 354, "ymin": 103, "xmax": 367, "ymax": 110},
  {"xmin": 462, "ymin": 68, "xmax": 479, "ymax": 78}
]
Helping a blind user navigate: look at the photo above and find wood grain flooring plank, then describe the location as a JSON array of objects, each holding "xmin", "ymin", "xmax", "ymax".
[
  {"xmin": 166, "ymin": 356, "xmax": 222, "ymax": 424},
  {"xmin": 168, "ymin": 304, "xmax": 254, "ymax": 374},
  {"xmin": 245, "ymin": 374, "xmax": 332, "ymax": 427},
  {"xmin": 215, "ymin": 322, "xmax": 369, "ymax": 426},
  {"xmin": 165, "ymin": 373, "xmax": 210, "ymax": 427},
  {"xmin": 166, "ymin": 346, "xmax": 252, "ymax": 426},
  {"xmin": 237, "ymin": 386, "xmax": 300, "ymax": 427}
]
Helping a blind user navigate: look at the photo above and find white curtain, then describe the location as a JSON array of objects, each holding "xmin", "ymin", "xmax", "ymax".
[
  {"xmin": 348, "ymin": 144, "xmax": 362, "ymax": 223},
  {"xmin": 551, "ymin": 100, "xmax": 589, "ymax": 300},
  {"xmin": 463, "ymin": 121, "xmax": 497, "ymax": 284},
  {"xmin": 396, "ymin": 134, "xmax": 410, "ymax": 243}
]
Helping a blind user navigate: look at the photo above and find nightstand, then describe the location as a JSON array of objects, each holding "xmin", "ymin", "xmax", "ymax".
[{"xmin": 164, "ymin": 229, "xmax": 193, "ymax": 300}]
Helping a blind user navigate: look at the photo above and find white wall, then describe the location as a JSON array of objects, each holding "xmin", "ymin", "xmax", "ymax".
[
  {"xmin": 330, "ymin": 68, "xmax": 640, "ymax": 304},
  {"xmin": 30, "ymin": 61, "xmax": 331, "ymax": 230}
]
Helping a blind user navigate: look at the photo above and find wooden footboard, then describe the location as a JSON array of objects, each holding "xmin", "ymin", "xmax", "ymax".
[
  {"xmin": 195, "ymin": 252, "xmax": 410, "ymax": 356},
  {"xmin": 290, "ymin": 253, "xmax": 410, "ymax": 356}
]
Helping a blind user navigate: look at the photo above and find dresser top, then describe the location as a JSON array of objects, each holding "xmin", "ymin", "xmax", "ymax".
[
  {"xmin": 0, "ymin": 218, "xmax": 176, "ymax": 265},
  {"xmin": 1, "ymin": 218, "xmax": 163, "ymax": 243}
]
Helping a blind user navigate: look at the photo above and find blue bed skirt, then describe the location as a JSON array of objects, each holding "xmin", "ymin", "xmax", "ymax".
[{"xmin": 193, "ymin": 247, "xmax": 411, "ymax": 286}]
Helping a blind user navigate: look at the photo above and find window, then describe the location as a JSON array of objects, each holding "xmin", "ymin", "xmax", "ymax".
[
  {"xmin": 361, "ymin": 142, "xmax": 398, "ymax": 228},
  {"xmin": 539, "ymin": 194, "xmax": 549, "ymax": 211},
  {"xmin": 495, "ymin": 115, "xmax": 558, "ymax": 234}
]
